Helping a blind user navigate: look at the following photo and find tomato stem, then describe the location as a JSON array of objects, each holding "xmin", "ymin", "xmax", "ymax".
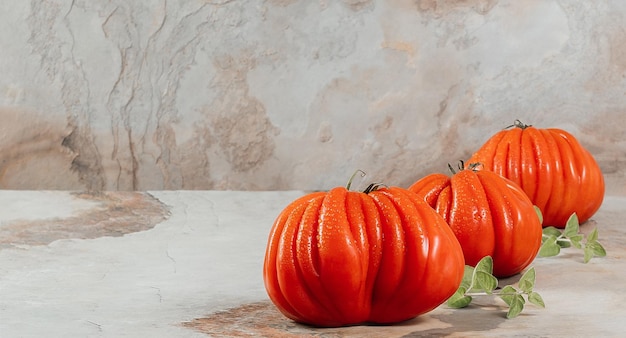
[
  {"xmin": 364, "ymin": 183, "xmax": 387, "ymax": 194},
  {"xmin": 346, "ymin": 169, "xmax": 366, "ymax": 190},
  {"xmin": 346, "ymin": 170, "xmax": 388, "ymax": 193},
  {"xmin": 448, "ymin": 161, "xmax": 482, "ymax": 175},
  {"xmin": 447, "ymin": 163, "xmax": 457, "ymax": 175},
  {"xmin": 506, "ymin": 119, "xmax": 532, "ymax": 130},
  {"xmin": 467, "ymin": 162, "xmax": 483, "ymax": 171},
  {"xmin": 448, "ymin": 160, "xmax": 465, "ymax": 174}
]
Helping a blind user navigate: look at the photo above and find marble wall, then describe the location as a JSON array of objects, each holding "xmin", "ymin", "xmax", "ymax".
[{"xmin": 1, "ymin": 1, "xmax": 624, "ymax": 192}]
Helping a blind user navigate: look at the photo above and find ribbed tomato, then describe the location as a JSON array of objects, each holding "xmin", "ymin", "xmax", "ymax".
[
  {"xmin": 409, "ymin": 163, "xmax": 543, "ymax": 278},
  {"xmin": 263, "ymin": 184, "xmax": 465, "ymax": 327},
  {"xmin": 467, "ymin": 120, "xmax": 605, "ymax": 228}
]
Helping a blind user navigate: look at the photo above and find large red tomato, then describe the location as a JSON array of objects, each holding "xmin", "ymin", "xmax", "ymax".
[
  {"xmin": 263, "ymin": 184, "xmax": 465, "ymax": 327},
  {"xmin": 409, "ymin": 163, "xmax": 543, "ymax": 278},
  {"xmin": 467, "ymin": 120, "xmax": 605, "ymax": 228}
]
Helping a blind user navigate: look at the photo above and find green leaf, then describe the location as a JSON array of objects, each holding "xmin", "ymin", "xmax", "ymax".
[
  {"xmin": 590, "ymin": 242, "xmax": 607, "ymax": 258},
  {"xmin": 583, "ymin": 242, "xmax": 607, "ymax": 263},
  {"xmin": 542, "ymin": 226, "xmax": 562, "ymax": 239},
  {"xmin": 540, "ymin": 218, "xmax": 607, "ymax": 262},
  {"xmin": 534, "ymin": 206, "xmax": 543, "ymax": 225},
  {"xmin": 569, "ymin": 235, "xmax": 584, "ymax": 249},
  {"xmin": 474, "ymin": 256, "xmax": 493, "ymax": 274},
  {"xmin": 528, "ymin": 291, "xmax": 545, "ymax": 308},
  {"xmin": 447, "ymin": 287, "xmax": 472, "ymax": 308},
  {"xmin": 582, "ymin": 228, "xmax": 606, "ymax": 263},
  {"xmin": 447, "ymin": 258, "xmax": 545, "ymax": 319},
  {"xmin": 538, "ymin": 235, "xmax": 561, "ymax": 257},
  {"xmin": 470, "ymin": 256, "xmax": 497, "ymax": 293},
  {"xmin": 506, "ymin": 295, "xmax": 526, "ymax": 319},
  {"xmin": 460, "ymin": 265, "xmax": 474, "ymax": 289},
  {"xmin": 499, "ymin": 285, "xmax": 518, "ymax": 306},
  {"xmin": 569, "ymin": 234, "xmax": 583, "ymax": 243},
  {"xmin": 474, "ymin": 271, "xmax": 498, "ymax": 294},
  {"xmin": 518, "ymin": 268, "xmax": 536, "ymax": 293},
  {"xmin": 563, "ymin": 213, "xmax": 580, "ymax": 238},
  {"xmin": 556, "ymin": 238, "xmax": 572, "ymax": 248},
  {"xmin": 587, "ymin": 227, "xmax": 599, "ymax": 243}
]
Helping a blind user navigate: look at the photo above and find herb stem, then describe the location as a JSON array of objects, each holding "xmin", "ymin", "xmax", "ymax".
[{"xmin": 464, "ymin": 290, "xmax": 526, "ymax": 297}]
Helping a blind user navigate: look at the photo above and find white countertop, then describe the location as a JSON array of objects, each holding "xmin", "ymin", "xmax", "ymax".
[{"xmin": 1, "ymin": 190, "xmax": 624, "ymax": 337}]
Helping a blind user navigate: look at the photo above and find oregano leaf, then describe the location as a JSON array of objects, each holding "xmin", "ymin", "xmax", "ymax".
[
  {"xmin": 542, "ymin": 226, "xmax": 562, "ymax": 240},
  {"xmin": 587, "ymin": 227, "xmax": 599, "ymax": 243},
  {"xmin": 540, "ymin": 217, "xmax": 607, "ymax": 262},
  {"xmin": 563, "ymin": 213, "xmax": 580, "ymax": 238},
  {"xmin": 538, "ymin": 235, "xmax": 560, "ymax": 257},
  {"xmin": 499, "ymin": 285, "xmax": 518, "ymax": 306},
  {"xmin": 569, "ymin": 235, "xmax": 584, "ymax": 249},
  {"xmin": 447, "ymin": 287, "xmax": 472, "ymax": 308},
  {"xmin": 592, "ymin": 242, "xmax": 607, "ymax": 257},
  {"xmin": 528, "ymin": 291, "xmax": 545, "ymax": 308},
  {"xmin": 446, "ymin": 258, "xmax": 544, "ymax": 319},
  {"xmin": 460, "ymin": 265, "xmax": 474, "ymax": 289},
  {"xmin": 586, "ymin": 242, "xmax": 607, "ymax": 259},
  {"xmin": 448, "ymin": 295, "xmax": 473, "ymax": 308},
  {"xmin": 474, "ymin": 256, "xmax": 493, "ymax": 274},
  {"xmin": 518, "ymin": 268, "xmax": 536, "ymax": 293},
  {"xmin": 556, "ymin": 238, "xmax": 572, "ymax": 248},
  {"xmin": 474, "ymin": 271, "xmax": 498, "ymax": 294},
  {"xmin": 506, "ymin": 295, "xmax": 525, "ymax": 319}
]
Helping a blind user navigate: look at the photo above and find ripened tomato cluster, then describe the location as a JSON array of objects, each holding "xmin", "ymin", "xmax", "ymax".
[{"xmin": 263, "ymin": 120, "xmax": 605, "ymax": 327}]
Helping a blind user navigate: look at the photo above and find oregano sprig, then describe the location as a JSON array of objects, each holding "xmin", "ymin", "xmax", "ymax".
[
  {"xmin": 447, "ymin": 256, "xmax": 545, "ymax": 319},
  {"xmin": 538, "ymin": 210, "xmax": 607, "ymax": 263}
]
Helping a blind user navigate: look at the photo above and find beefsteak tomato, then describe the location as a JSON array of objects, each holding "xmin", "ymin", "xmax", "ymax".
[
  {"xmin": 263, "ymin": 183, "xmax": 465, "ymax": 327},
  {"xmin": 467, "ymin": 120, "xmax": 605, "ymax": 228},
  {"xmin": 409, "ymin": 163, "xmax": 543, "ymax": 278}
]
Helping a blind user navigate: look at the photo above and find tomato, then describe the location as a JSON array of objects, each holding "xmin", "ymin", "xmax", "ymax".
[
  {"xmin": 263, "ymin": 184, "xmax": 465, "ymax": 327},
  {"xmin": 409, "ymin": 163, "xmax": 543, "ymax": 278},
  {"xmin": 467, "ymin": 120, "xmax": 605, "ymax": 228}
]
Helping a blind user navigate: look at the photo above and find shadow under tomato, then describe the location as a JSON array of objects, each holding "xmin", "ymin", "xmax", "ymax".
[{"xmin": 396, "ymin": 306, "xmax": 509, "ymax": 337}]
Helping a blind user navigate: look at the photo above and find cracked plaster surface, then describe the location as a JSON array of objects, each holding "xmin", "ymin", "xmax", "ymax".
[{"xmin": 0, "ymin": 1, "xmax": 624, "ymax": 192}]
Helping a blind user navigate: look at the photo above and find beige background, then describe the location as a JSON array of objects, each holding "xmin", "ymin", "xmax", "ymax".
[{"xmin": 0, "ymin": 1, "xmax": 624, "ymax": 192}]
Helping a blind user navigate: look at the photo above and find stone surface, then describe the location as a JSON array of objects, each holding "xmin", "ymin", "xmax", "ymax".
[
  {"xmin": 0, "ymin": 191, "xmax": 170, "ymax": 249},
  {"xmin": 0, "ymin": 1, "xmax": 625, "ymax": 191},
  {"xmin": 0, "ymin": 190, "xmax": 625, "ymax": 337}
]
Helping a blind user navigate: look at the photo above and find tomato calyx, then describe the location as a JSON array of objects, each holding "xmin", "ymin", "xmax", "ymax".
[
  {"xmin": 346, "ymin": 169, "xmax": 387, "ymax": 194},
  {"xmin": 363, "ymin": 182, "xmax": 387, "ymax": 194},
  {"xmin": 506, "ymin": 119, "xmax": 532, "ymax": 130},
  {"xmin": 448, "ymin": 160, "xmax": 483, "ymax": 175}
]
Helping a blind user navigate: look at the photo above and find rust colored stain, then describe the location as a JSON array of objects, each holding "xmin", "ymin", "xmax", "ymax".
[
  {"xmin": 0, "ymin": 192, "xmax": 170, "ymax": 249},
  {"xmin": 181, "ymin": 301, "xmax": 429, "ymax": 337},
  {"xmin": 0, "ymin": 108, "xmax": 83, "ymax": 190},
  {"xmin": 181, "ymin": 300, "xmax": 510, "ymax": 336},
  {"xmin": 182, "ymin": 301, "xmax": 321, "ymax": 337}
]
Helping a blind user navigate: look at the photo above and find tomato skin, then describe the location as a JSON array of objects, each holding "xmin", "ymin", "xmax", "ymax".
[
  {"xmin": 263, "ymin": 186, "xmax": 465, "ymax": 327},
  {"xmin": 467, "ymin": 123, "xmax": 605, "ymax": 228},
  {"xmin": 409, "ymin": 169, "xmax": 543, "ymax": 278}
]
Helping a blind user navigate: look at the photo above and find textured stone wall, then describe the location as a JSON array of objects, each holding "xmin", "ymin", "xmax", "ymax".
[{"xmin": 1, "ymin": 1, "xmax": 624, "ymax": 192}]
